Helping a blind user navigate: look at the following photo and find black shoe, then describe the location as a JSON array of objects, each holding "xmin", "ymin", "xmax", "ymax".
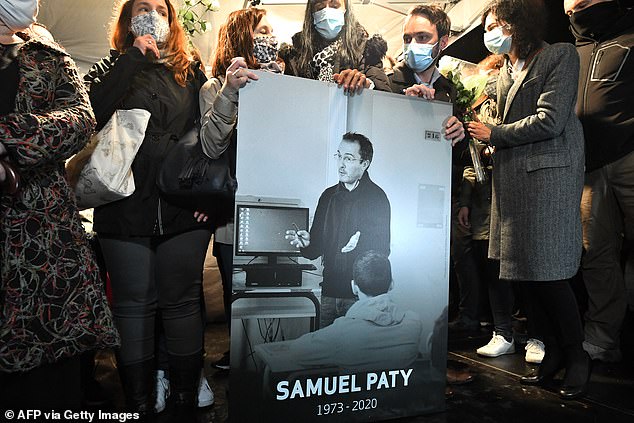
[
  {"xmin": 559, "ymin": 350, "xmax": 591, "ymax": 400},
  {"xmin": 520, "ymin": 346, "xmax": 564, "ymax": 386},
  {"xmin": 559, "ymin": 384, "xmax": 588, "ymax": 400},
  {"xmin": 520, "ymin": 371, "xmax": 548, "ymax": 386},
  {"xmin": 212, "ymin": 351, "xmax": 230, "ymax": 370}
]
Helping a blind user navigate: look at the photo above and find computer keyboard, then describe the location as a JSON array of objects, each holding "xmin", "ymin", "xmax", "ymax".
[{"xmin": 240, "ymin": 263, "xmax": 317, "ymax": 271}]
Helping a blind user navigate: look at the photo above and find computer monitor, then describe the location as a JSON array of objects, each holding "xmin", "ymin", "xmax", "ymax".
[{"xmin": 235, "ymin": 204, "xmax": 309, "ymax": 263}]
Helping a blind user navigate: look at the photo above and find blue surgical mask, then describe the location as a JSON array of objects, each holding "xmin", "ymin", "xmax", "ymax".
[
  {"xmin": 483, "ymin": 26, "xmax": 512, "ymax": 55},
  {"xmin": 403, "ymin": 41, "xmax": 438, "ymax": 73},
  {"xmin": 313, "ymin": 7, "xmax": 344, "ymax": 41}
]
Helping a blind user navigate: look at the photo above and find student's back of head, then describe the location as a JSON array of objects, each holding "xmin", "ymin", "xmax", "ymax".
[{"xmin": 352, "ymin": 251, "xmax": 392, "ymax": 297}]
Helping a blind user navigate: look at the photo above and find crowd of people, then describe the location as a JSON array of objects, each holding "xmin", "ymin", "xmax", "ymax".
[{"xmin": 0, "ymin": 0, "xmax": 632, "ymax": 419}]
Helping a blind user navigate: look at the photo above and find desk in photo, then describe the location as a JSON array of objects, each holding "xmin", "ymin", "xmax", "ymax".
[
  {"xmin": 231, "ymin": 264, "xmax": 323, "ymax": 331},
  {"xmin": 231, "ymin": 289, "xmax": 321, "ymax": 331}
]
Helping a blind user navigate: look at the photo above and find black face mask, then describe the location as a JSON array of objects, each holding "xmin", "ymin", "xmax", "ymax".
[{"xmin": 569, "ymin": 1, "xmax": 623, "ymax": 40}]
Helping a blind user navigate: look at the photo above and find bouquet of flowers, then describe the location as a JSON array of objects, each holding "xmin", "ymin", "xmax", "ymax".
[{"xmin": 440, "ymin": 57, "xmax": 490, "ymax": 183}]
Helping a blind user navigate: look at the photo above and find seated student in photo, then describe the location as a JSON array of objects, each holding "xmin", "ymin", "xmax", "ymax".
[
  {"xmin": 256, "ymin": 251, "xmax": 422, "ymax": 372},
  {"xmin": 286, "ymin": 133, "xmax": 390, "ymax": 328}
]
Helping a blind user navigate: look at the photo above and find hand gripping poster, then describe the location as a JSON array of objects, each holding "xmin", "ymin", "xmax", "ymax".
[{"xmin": 230, "ymin": 71, "xmax": 452, "ymax": 422}]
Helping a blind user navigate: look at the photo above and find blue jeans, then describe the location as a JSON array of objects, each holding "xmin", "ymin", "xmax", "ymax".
[{"xmin": 320, "ymin": 295, "xmax": 357, "ymax": 328}]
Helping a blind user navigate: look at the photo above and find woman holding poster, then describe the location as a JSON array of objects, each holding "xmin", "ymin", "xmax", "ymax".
[
  {"xmin": 279, "ymin": 0, "xmax": 390, "ymax": 93},
  {"xmin": 198, "ymin": 6, "xmax": 279, "ymax": 370}
]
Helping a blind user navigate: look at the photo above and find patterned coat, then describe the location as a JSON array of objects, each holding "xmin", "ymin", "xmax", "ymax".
[{"xmin": 0, "ymin": 37, "xmax": 120, "ymax": 372}]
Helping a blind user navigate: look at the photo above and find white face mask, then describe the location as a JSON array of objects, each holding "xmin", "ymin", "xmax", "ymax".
[
  {"xmin": 312, "ymin": 7, "xmax": 345, "ymax": 41},
  {"xmin": 0, "ymin": 0, "xmax": 39, "ymax": 44},
  {"xmin": 130, "ymin": 10, "xmax": 170, "ymax": 44},
  {"xmin": 483, "ymin": 26, "xmax": 512, "ymax": 55}
]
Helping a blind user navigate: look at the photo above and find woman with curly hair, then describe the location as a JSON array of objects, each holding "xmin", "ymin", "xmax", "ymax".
[
  {"xmin": 279, "ymin": 0, "xmax": 390, "ymax": 93},
  {"xmin": 467, "ymin": 0, "xmax": 589, "ymax": 399},
  {"xmin": 84, "ymin": 0, "xmax": 212, "ymax": 416}
]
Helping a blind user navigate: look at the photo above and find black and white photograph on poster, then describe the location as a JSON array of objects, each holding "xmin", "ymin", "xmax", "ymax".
[{"xmin": 230, "ymin": 72, "xmax": 453, "ymax": 422}]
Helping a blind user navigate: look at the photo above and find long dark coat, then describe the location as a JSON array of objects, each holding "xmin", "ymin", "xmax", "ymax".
[{"xmin": 488, "ymin": 43, "xmax": 585, "ymax": 281}]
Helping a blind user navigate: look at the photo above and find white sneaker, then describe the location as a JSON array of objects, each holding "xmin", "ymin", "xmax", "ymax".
[
  {"xmin": 198, "ymin": 371, "xmax": 215, "ymax": 408},
  {"xmin": 155, "ymin": 370, "xmax": 170, "ymax": 413},
  {"xmin": 525, "ymin": 338, "xmax": 545, "ymax": 364},
  {"xmin": 477, "ymin": 332, "xmax": 515, "ymax": 357}
]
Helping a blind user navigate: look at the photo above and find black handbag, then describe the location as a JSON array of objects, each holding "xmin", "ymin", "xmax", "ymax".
[{"xmin": 157, "ymin": 126, "xmax": 237, "ymax": 202}]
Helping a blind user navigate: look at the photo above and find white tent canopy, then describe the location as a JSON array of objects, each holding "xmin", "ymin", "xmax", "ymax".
[{"xmin": 37, "ymin": 0, "xmax": 489, "ymax": 74}]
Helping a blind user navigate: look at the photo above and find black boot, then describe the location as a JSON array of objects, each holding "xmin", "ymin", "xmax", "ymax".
[
  {"xmin": 559, "ymin": 346, "xmax": 591, "ymax": 400},
  {"xmin": 117, "ymin": 359, "xmax": 156, "ymax": 420},
  {"xmin": 169, "ymin": 352, "xmax": 203, "ymax": 412},
  {"xmin": 520, "ymin": 337, "xmax": 564, "ymax": 386}
]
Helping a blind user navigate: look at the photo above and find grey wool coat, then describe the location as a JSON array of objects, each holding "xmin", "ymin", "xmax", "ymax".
[{"xmin": 488, "ymin": 42, "xmax": 585, "ymax": 281}]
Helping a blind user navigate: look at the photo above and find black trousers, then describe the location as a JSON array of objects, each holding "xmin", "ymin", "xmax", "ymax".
[
  {"xmin": 519, "ymin": 279, "xmax": 584, "ymax": 349},
  {"xmin": 213, "ymin": 240, "xmax": 234, "ymax": 327},
  {"xmin": 473, "ymin": 240, "xmax": 513, "ymax": 339},
  {"xmin": 100, "ymin": 229, "xmax": 212, "ymax": 365}
]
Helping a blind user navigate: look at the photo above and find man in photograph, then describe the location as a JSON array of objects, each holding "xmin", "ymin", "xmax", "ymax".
[
  {"xmin": 286, "ymin": 132, "xmax": 390, "ymax": 327},
  {"xmin": 255, "ymin": 251, "xmax": 421, "ymax": 371}
]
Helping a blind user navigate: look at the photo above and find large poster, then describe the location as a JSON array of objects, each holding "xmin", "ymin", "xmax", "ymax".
[{"xmin": 230, "ymin": 72, "xmax": 452, "ymax": 422}]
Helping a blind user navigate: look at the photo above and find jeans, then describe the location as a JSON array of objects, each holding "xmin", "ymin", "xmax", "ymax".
[
  {"xmin": 472, "ymin": 240, "xmax": 513, "ymax": 340},
  {"xmin": 100, "ymin": 229, "xmax": 212, "ymax": 365}
]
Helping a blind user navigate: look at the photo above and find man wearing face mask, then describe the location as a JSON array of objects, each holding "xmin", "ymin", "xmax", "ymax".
[
  {"xmin": 564, "ymin": 0, "xmax": 634, "ymax": 363},
  {"xmin": 389, "ymin": 4, "xmax": 471, "ymax": 331},
  {"xmin": 388, "ymin": 5, "xmax": 474, "ymax": 390},
  {"xmin": 279, "ymin": 0, "xmax": 391, "ymax": 93},
  {"xmin": 388, "ymin": 5, "xmax": 466, "ymax": 146}
]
